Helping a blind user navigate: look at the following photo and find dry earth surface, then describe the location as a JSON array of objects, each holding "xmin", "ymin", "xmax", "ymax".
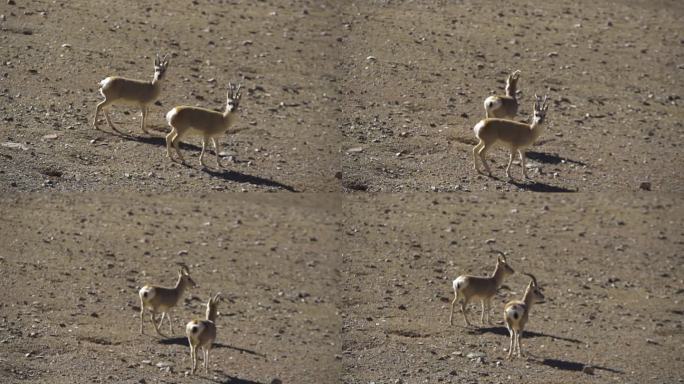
[{"xmin": 1, "ymin": 0, "xmax": 683, "ymax": 384}]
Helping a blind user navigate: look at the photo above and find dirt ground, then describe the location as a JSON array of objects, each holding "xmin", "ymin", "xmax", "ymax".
[{"xmin": 1, "ymin": 0, "xmax": 683, "ymax": 383}]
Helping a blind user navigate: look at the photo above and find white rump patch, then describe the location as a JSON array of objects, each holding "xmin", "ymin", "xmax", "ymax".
[
  {"xmin": 139, "ymin": 286, "xmax": 155, "ymax": 301},
  {"xmin": 484, "ymin": 96, "xmax": 502, "ymax": 112},
  {"xmin": 453, "ymin": 276, "xmax": 468, "ymax": 292},
  {"xmin": 473, "ymin": 120, "xmax": 486, "ymax": 137},
  {"xmin": 166, "ymin": 108, "xmax": 179, "ymax": 124}
]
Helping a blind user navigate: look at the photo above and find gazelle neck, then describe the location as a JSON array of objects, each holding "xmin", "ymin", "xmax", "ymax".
[
  {"xmin": 506, "ymin": 82, "xmax": 517, "ymax": 99},
  {"xmin": 522, "ymin": 285, "xmax": 536, "ymax": 309},
  {"xmin": 491, "ymin": 263, "xmax": 506, "ymax": 286}
]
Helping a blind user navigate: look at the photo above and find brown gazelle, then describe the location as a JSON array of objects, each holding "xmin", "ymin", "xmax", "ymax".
[
  {"xmin": 186, "ymin": 293, "xmax": 221, "ymax": 374},
  {"xmin": 138, "ymin": 265, "xmax": 197, "ymax": 337},
  {"xmin": 93, "ymin": 53, "xmax": 169, "ymax": 134},
  {"xmin": 449, "ymin": 251, "xmax": 515, "ymax": 327},
  {"xmin": 165, "ymin": 83, "xmax": 242, "ymax": 168},
  {"xmin": 484, "ymin": 70, "xmax": 521, "ymax": 119},
  {"xmin": 473, "ymin": 94, "xmax": 549, "ymax": 179},
  {"xmin": 504, "ymin": 273, "xmax": 545, "ymax": 359}
]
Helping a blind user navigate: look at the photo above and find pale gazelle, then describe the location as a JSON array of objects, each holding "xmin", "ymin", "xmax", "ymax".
[
  {"xmin": 165, "ymin": 83, "xmax": 242, "ymax": 168},
  {"xmin": 472, "ymin": 94, "xmax": 549, "ymax": 179},
  {"xmin": 504, "ymin": 273, "xmax": 545, "ymax": 359},
  {"xmin": 186, "ymin": 293, "xmax": 221, "ymax": 374},
  {"xmin": 484, "ymin": 70, "xmax": 521, "ymax": 119},
  {"xmin": 138, "ymin": 265, "xmax": 196, "ymax": 336},
  {"xmin": 449, "ymin": 251, "xmax": 515, "ymax": 326},
  {"xmin": 93, "ymin": 53, "xmax": 169, "ymax": 134}
]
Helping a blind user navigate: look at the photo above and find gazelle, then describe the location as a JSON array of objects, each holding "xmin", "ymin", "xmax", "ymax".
[
  {"xmin": 165, "ymin": 83, "xmax": 242, "ymax": 168},
  {"xmin": 504, "ymin": 273, "xmax": 545, "ymax": 359},
  {"xmin": 449, "ymin": 251, "xmax": 515, "ymax": 327},
  {"xmin": 484, "ymin": 70, "xmax": 521, "ymax": 119},
  {"xmin": 472, "ymin": 94, "xmax": 549, "ymax": 179},
  {"xmin": 186, "ymin": 293, "xmax": 221, "ymax": 374},
  {"xmin": 93, "ymin": 53, "xmax": 170, "ymax": 134},
  {"xmin": 138, "ymin": 265, "xmax": 197, "ymax": 337}
]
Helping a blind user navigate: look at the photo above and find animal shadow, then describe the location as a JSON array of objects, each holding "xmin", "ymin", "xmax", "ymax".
[
  {"xmin": 485, "ymin": 174, "xmax": 576, "ymax": 192},
  {"xmin": 527, "ymin": 151, "xmax": 587, "ymax": 166},
  {"xmin": 542, "ymin": 358, "xmax": 623, "ymax": 374},
  {"xmin": 159, "ymin": 337, "xmax": 266, "ymax": 358},
  {"xmin": 203, "ymin": 168, "xmax": 297, "ymax": 192},
  {"xmin": 469, "ymin": 326, "xmax": 583, "ymax": 344}
]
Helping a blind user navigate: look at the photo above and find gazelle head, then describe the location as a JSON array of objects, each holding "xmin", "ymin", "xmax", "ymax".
[
  {"xmin": 178, "ymin": 264, "xmax": 198, "ymax": 288},
  {"xmin": 226, "ymin": 83, "xmax": 243, "ymax": 112},
  {"xmin": 532, "ymin": 94, "xmax": 549, "ymax": 125},
  {"xmin": 524, "ymin": 273, "xmax": 545, "ymax": 304},
  {"xmin": 154, "ymin": 53, "xmax": 170, "ymax": 81},
  {"xmin": 505, "ymin": 70, "xmax": 521, "ymax": 96},
  {"xmin": 495, "ymin": 250, "xmax": 516, "ymax": 277}
]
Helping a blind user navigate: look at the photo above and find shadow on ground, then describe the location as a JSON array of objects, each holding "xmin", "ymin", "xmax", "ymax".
[
  {"xmin": 203, "ymin": 168, "xmax": 297, "ymax": 192},
  {"xmin": 527, "ymin": 151, "xmax": 587, "ymax": 166},
  {"xmin": 541, "ymin": 358, "xmax": 623, "ymax": 374},
  {"xmin": 469, "ymin": 326, "xmax": 582, "ymax": 344},
  {"xmin": 159, "ymin": 337, "xmax": 267, "ymax": 358}
]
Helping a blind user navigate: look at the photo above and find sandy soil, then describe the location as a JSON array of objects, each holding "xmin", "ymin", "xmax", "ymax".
[{"xmin": 1, "ymin": 0, "xmax": 683, "ymax": 383}]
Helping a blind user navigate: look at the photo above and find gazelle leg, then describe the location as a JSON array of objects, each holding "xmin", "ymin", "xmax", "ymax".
[
  {"xmin": 93, "ymin": 100, "xmax": 108, "ymax": 128},
  {"xmin": 190, "ymin": 344, "xmax": 197, "ymax": 374},
  {"xmin": 484, "ymin": 299, "xmax": 492, "ymax": 324},
  {"xmin": 199, "ymin": 137, "xmax": 208, "ymax": 167},
  {"xmin": 157, "ymin": 312, "xmax": 166, "ymax": 329},
  {"xmin": 139, "ymin": 303, "xmax": 145, "ymax": 334},
  {"xmin": 166, "ymin": 312, "xmax": 173, "ymax": 334},
  {"xmin": 507, "ymin": 328, "xmax": 515, "ymax": 359},
  {"xmin": 449, "ymin": 291, "xmax": 458, "ymax": 325},
  {"xmin": 166, "ymin": 130, "xmax": 177, "ymax": 159},
  {"xmin": 461, "ymin": 298, "xmax": 471, "ymax": 326},
  {"xmin": 172, "ymin": 133, "xmax": 185, "ymax": 163},
  {"xmin": 516, "ymin": 331, "xmax": 524, "ymax": 357},
  {"xmin": 478, "ymin": 145, "xmax": 492, "ymax": 176},
  {"xmin": 473, "ymin": 142, "xmax": 484, "ymax": 173},
  {"xmin": 140, "ymin": 106, "xmax": 149, "ymax": 134},
  {"xmin": 212, "ymin": 138, "xmax": 222, "ymax": 168},
  {"xmin": 519, "ymin": 150, "xmax": 528, "ymax": 179},
  {"xmin": 103, "ymin": 109, "xmax": 120, "ymax": 132},
  {"xmin": 480, "ymin": 300, "xmax": 486, "ymax": 324},
  {"xmin": 204, "ymin": 347, "xmax": 209, "ymax": 373},
  {"xmin": 506, "ymin": 148, "xmax": 515, "ymax": 179}
]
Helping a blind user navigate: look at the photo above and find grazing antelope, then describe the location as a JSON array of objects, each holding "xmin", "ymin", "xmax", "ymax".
[
  {"xmin": 449, "ymin": 251, "xmax": 515, "ymax": 327},
  {"xmin": 484, "ymin": 70, "xmax": 521, "ymax": 119},
  {"xmin": 473, "ymin": 94, "xmax": 549, "ymax": 179},
  {"xmin": 93, "ymin": 53, "xmax": 169, "ymax": 134},
  {"xmin": 504, "ymin": 273, "xmax": 545, "ymax": 359},
  {"xmin": 186, "ymin": 293, "xmax": 221, "ymax": 374},
  {"xmin": 138, "ymin": 265, "xmax": 197, "ymax": 337},
  {"xmin": 165, "ymin": 83, "xmax": 242, "ymax": 168}
]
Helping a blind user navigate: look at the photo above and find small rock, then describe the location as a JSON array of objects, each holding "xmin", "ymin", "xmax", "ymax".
[
  {"xmin": 639, "ymin": 181, "xmax": 651, "ymax": 191},
  {"xmin": 582, "ymin": 365, "xmax": 595, "ymax": 375},
  {"xmin": 366, "ymin": 55, "xmax": 377, "ymax": 61},
  {"xmin": 484, "ymin": 238, "xmax": 496, "ymax": 244},
  {"xmin": 61, "ymin": 44, "xmax": 72, "ymax": 49},
  {"xmin": 466, "ymin": 351, "xmax": 486, "ymax": 359},
  {"xmin": 1, "ymin": 142, "xmax": 29, "ymax": 151},
  {"xmin": 346, "ymin": 146, "xmax": 363, "ymax": 153},
  {"xmin": 42, "ymin": 133, "xmax": 59, "ymax": 140},
  {"xmin": 155, "ymin": 361, "xmax": 174, "ymax": 368}
]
